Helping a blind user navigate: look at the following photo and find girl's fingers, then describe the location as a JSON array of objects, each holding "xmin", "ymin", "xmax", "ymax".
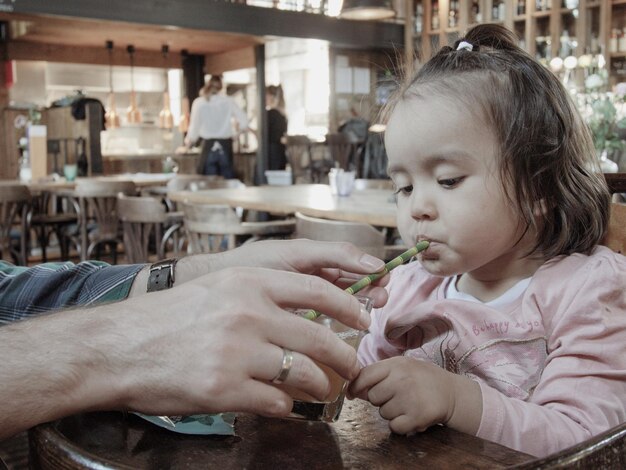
[{"xmin": 348, "ymin": 362, "xmax": 391, "ymax": 397}]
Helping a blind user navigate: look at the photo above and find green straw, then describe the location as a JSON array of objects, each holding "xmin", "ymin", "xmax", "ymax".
[{"xmin": 303, "ymin": 240, "xmax": 430, "ymax": 320}]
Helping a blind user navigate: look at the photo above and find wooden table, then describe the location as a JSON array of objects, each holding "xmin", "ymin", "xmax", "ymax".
[
  {"xmin": 27, "ymin": 173, "xmax": 175, "ymax": 194},
  {"xmin": 29, "ymin": 400, "xmax": 532, "ymax": 469},
  {"xmin": 169, "ymin": 184, "xmax": 398, "ymax": 228}
]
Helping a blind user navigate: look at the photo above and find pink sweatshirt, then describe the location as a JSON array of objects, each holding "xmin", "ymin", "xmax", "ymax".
[{"xmin": 358, "ymin": 246, "xmax": 626, "ymax": 457}]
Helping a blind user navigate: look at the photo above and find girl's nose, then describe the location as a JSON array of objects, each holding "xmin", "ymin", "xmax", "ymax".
[{"xmin": 409, "ymin": 188, "xmax": 436, "ymax": 220}]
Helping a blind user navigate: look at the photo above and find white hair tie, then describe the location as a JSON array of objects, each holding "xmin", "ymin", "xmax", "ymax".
[{"xmin": 456, "ymin": 41, "xmax": 473, "ymax": 52}]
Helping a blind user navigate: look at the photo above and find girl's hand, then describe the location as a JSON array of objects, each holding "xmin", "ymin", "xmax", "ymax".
[{"xmin": 347, "ymin": 357, "xmax": 482, "ymax": 435}]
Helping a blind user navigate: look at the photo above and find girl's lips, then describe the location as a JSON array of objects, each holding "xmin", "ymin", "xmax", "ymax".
[{"xmin": 418, "ymin": 240, "xmax": 439, "ymax": 260}]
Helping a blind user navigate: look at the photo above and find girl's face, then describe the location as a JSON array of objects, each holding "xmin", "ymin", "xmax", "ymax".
[{"xmin": 385, "ymin": 96, "xmax": 539, "ymax": 283}]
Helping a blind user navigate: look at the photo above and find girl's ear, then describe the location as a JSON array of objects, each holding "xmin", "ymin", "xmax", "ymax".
[{"xmin": 533, "ymin": 198, "xmax": 548, "ymax": 217}]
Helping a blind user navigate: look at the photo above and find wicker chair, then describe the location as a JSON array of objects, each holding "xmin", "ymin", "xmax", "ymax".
[
  {"xmin": 183, "ymin": 202, "xmax": 295, "ymax": 254},
  {"xmin": 293, "ymin": 211, "xmax": 385, "ymax": 259},
  {"xmin": 284, "ymin": 135, "xmax": 312, "ymax": 184},
  {"xmin": 117, "ymin": 193, "xmax": 180, "ymax": 263},
  {"xmin": 74, "ymin": 180, "xmax": 137, "ymax": 263},
  {"xmin": 0, "ymin": 183, "xmax": 31, "ymax": 265}
]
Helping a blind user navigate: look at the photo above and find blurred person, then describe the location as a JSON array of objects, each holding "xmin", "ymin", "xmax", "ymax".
[
  {"xmin": 185, "ymin": 75, "xmax": 249, "ymax": 178},
  {"xmin": 266, "ymin": 84, "xmax": 288, "ymax": 171}
]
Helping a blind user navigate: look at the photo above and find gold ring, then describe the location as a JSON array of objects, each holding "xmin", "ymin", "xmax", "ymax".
[{"xmin": 271, "ymin": 348, "xmax": 294, "ymax": 384}]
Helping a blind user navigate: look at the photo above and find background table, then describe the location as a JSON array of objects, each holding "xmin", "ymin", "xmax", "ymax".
[
  {"xmin": 27, "ymin": 173, "xmax": 175, "ymax": 194},
  {"xmin": 29, "ymin": 400, "xmax": 532, "ymax": 469},
  {"xmin": 169, "ymin": 184, "xmax": 398, "ymax": 228}
]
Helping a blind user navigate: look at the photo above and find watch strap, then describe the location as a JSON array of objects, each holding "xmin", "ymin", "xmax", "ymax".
[{"xmin": 147, "ymin": 258, "xmax": 178, "ymax": 292}]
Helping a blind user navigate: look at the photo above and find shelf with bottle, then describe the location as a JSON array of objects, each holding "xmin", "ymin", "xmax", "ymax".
[
  {"xmin": 430, "ymin": 0, "xmax": 441, "ymax": 33},
  {"xmin": 609, "ymin": 29, "xmax": 626, "ymax": 55},
  {"xmin": 414, "ymin": 0, "xmax": 424, "ymax": 35},
  {"xmin": 515, "ymin": 0, "xmax": 527, "ymax": 17},
  {"xmin": 560, "ymin": 0, "xmax": 581, "ymax": 11},
  {"xmin": 448, "ymin": 0, "xmax": 461, "ymax": 29},
  {"xmin": 490, "ymin": 0, "xmax": 507, "ymax": 22},
  {"xmin": 534, "ymin": 16, "xmax": 553, "ymax": 62},
  {"xmin": 534, "ymin": 0, "xmax": 554, "ymax": 13},
  {"xmin": 468, "ymin": 0, "xmax": 482, "ymax": 26},
  {"xmin": 408, "ymin": 0, "xmax": 623, "ymax": 86}
]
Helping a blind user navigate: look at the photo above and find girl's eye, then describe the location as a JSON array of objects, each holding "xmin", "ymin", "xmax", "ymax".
[
  {"xmin": 438, "ymin": 177, "xmax": 464, "ymax": 189},
  {"xmin": 394, "ymin": 185, "xmax": 413, "ymax": 195}
]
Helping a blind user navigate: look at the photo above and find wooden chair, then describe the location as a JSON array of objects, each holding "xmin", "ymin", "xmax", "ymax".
[
  {"xmin": 284, "ymin": 135, "xmax": 312, "ymax": 184},
  {"xmin": 29, "ymin": 191, "xmax": 79, "ymax": 262},
  {"xmin": 74, "ymin": 180, "xmax": 137, "ymax": 263},
  {"xmin": 183, "ymin": 202, "xmax": 295, "ymax": 254},
  {"xmin": 0, "ymin": 183, "xmax": 31, "ymax": 266},
  {"xmin": 326, "ymin": 133, "xmax": 355, "ymax": 171},
  {"xmin": 508, "ymin": 421, "xmax": 626, "ymax": 469},
  {"xmin": 117, "ymin": 194, "xmax": 180, "ymax": 263},
  {"xmin": 293, "ymin": 211, "xmax": 385, "ymax": 259}
]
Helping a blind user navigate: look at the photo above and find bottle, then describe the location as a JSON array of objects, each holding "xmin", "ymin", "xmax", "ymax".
[
  {"xmin": 559, "ymin": 30, "xmax": 570, "ymax": 58},
  {"xmin": 431, "ymin": 1, "xmax": 439, "ymax": 30},
  {"xmin": 19, "ymin": 150, "xmax": 31, "ymax": 182},
  {"xmin": 415, "ymin": 3, "xmax": 423, "ymax": 34},
  {"xmin": 448, "ymin": 2, "xmax": 456, "ymax": 28},
  {"xmin": 471, "ymin": 0, "xmax": 481, "ymax": 23},
  {"xmin": 590, "ymin": 33, "xmax": 599, "ymax": 54},
  {"xmin": 76, "ymin": 137, "xmax": 89, "ymax": 177},
  {"xmin": 610, "ymin": 29, "xmax": 618, "ymax": 54}
]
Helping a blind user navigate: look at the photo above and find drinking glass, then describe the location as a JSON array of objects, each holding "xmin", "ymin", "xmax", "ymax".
[
  {"xmin": 63, "ymin": 164, "xmax": 78, "ymax": 182},
  {"xmin": 328, "ymin": 168, "xmax": 356, "ymax": 197},
  {"xmin": 280, "ymin": 295, "xmax": 372, "ymax": 422}
]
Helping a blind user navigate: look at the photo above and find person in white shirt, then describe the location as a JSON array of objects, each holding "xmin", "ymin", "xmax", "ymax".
[{"xmin": 185, "ymin": 75, "xmax": 249, "ymax": 177}]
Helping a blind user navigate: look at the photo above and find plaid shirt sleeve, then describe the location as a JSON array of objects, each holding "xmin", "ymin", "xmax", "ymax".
[{"xmin": 0, "ymin": 261, "xmax": 145, "ymax": 325}]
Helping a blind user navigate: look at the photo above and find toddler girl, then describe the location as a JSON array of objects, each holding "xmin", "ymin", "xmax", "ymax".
[{"xmin": 350, "ymin": 23, "xmax": 626, "ymax": 457}]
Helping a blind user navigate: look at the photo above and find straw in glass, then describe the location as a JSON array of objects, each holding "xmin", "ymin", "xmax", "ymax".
[{"xmin": 303, "ymin": 240, "xmax": 430, "ymax": 320}]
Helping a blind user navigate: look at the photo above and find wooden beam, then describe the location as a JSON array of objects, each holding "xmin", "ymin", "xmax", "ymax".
[
  {"xmin": 7, "ymin": 41, "xmax": 181, "ymax": 67},
  {"xmin": 10, "ymin": 0, "xmax": 403, "ymax": 50},
  {"xmin": 204, "ymin": 47, "xmax": 255, "ymax": 75}
]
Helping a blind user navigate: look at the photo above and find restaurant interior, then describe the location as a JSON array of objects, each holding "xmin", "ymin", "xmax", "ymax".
[{"xmin": 0, "ymin": 0, "xmax": 625, "ymax": 468}]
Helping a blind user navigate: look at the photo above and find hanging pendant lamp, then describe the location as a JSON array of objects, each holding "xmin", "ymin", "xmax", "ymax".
[
  {"xmin": 104, "ymin": 40, "xmax": 120, "ymax": 129},
  {"xmin": 126, "ymin": 44, "xmax": 142, "ymax": 124},
  {"xmin": 339, "ymin": 0, "xmax": 396, "ymax": 20},
  {"xmin": 158, "ymin": 44, "xmax": 174, "ymax": 129},
  {"xmin": 178, "ymin": 49, "xmax": 190, "ymax": 134}
]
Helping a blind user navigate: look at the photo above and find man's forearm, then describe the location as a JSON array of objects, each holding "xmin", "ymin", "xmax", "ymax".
[{"xmin": 0, "ymin": 304, "xmax": 124, "ymax": 440}]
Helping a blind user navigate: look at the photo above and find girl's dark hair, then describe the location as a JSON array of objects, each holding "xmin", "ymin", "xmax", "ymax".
[{"xmin": 386, "ymin": 23, "xmax": 609, "ymax": 257}]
